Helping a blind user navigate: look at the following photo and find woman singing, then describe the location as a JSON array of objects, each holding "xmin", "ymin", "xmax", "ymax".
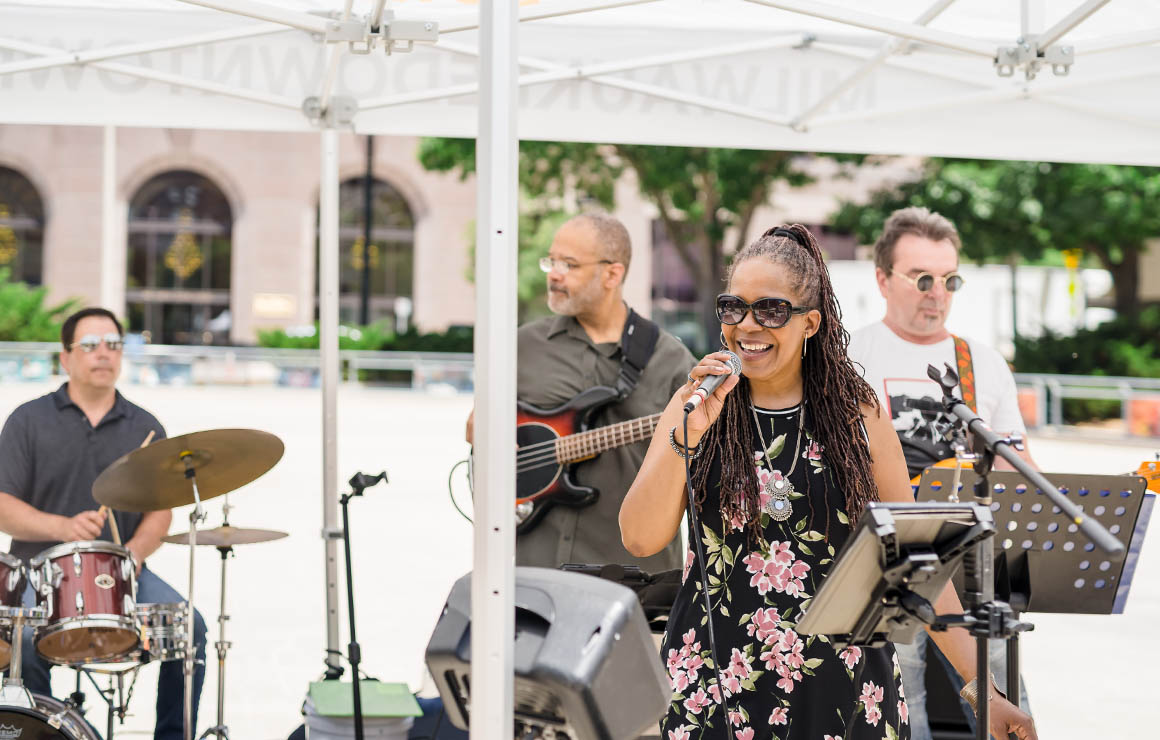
[{"xmin": 619, "ymin": 225, "xmax": 1035, "ymax": 740}]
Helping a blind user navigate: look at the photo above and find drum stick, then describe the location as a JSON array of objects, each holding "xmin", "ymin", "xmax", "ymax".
[{"xmin": 96, "ymin": 430, "xmax": 153, "ymax": 546}]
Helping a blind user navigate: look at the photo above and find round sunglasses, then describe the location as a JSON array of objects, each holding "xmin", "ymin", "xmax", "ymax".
[
  {"xmin": 716, "ymin": 294, "xmax": 813, "ymax": 329},
  {"xmin": 894, "ymin": 271, "xmax": 964, "ymax": 293}
]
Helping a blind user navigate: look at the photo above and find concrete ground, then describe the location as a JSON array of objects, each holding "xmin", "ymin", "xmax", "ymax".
[{"xmin": 0, "ymin": 380, "xmax": 1155, "ymax": 739}]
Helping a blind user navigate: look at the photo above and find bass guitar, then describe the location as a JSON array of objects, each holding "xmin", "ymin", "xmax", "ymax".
[{"xmin": 514, "ymin": 386, "xmax": 661, "ymax": 534}]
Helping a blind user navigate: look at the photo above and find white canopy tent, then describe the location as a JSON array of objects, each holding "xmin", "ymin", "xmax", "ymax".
[{"xmin": 3, "ymin": 1, "xmax": 1159, "ymax": 737}]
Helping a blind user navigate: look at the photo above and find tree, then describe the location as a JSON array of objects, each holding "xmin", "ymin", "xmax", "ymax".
[
  {"xmin": 830, "ymin": 159, "xmax": 1160, "ymax": 315},
  {"xmin": 418, "ymin": 138, "xmax": 823, "ymax": 349},
  {"xmin": 0, "ymin": 268, "xmax": 77, "ymax": 342}
]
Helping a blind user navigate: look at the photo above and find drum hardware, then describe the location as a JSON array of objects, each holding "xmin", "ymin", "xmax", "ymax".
[
  {"xmin": 0, "ymin": 606, "xmax": 48, "ymax": 708},
  {"xmin": 93, "ymin": 429, "xmax": 284, "ymax": 740},
  {"xmin": 69, "ymin": 660, "xmax": 144, "ymax": 740},
  {"xmin": 163, "ymin": 495, "xmax": 289, "ymax": 740}
]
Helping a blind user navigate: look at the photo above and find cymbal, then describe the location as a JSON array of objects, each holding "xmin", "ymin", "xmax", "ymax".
[
  {"xmin": 162, "ymin": 526, "xmax": 288, "ymax": 547},
  {"xmin": 93, "ymin": 429, "xmax": 284, "ymax": 512}
]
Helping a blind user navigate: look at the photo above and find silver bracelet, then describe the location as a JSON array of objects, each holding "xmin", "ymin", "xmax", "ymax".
[{"xmin": 668, "ymin": 426, "xmax": 702, "ymax": 460}]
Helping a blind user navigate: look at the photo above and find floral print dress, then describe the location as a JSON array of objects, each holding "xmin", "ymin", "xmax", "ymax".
[{"xmin": 660, "ymin": 404, "xmax": 909, "ymax": 740}]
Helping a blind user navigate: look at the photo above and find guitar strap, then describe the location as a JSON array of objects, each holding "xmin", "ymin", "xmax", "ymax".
[
  {"xmin": 951, "ymin": 334, "xmax": 978, "ymax": 413},
  {"xmin": 615, "ymin": 308, "xmax": 661, "ymax": 401}
]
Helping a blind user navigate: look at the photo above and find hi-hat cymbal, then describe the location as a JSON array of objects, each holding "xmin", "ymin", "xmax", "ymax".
[
  {"xmin": 162, "ymin": 526, "xmax": 288, "ymax": 547},
  {"xmin": 93, "ymin": 429, "xmax": 284, "ymax": 512}
]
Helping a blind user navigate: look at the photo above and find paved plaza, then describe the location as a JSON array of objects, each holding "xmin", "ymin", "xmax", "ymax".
[{"xmin": 0, "ymin": 381, "xmax": 1155, "ymax": 738}]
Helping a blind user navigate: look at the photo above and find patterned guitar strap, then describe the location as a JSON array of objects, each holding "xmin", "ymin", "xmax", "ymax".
[{"xmin": 952, "ymin": 334, "xmax": 978, "ymax": 413}]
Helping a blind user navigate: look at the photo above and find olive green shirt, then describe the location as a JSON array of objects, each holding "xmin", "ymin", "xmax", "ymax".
[{"xmin": 515, "ymin": 312, "xmax": 696, "ymax": 572}]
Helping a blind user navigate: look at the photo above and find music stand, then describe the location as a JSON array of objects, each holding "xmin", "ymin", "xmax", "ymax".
[
  {"xmin": 797, "ymin": 502, "xmax": 994, "ymax": 649},
  {"xmin": 916, "ymin": 469, "xmax": 1152, "ymax": 702}
]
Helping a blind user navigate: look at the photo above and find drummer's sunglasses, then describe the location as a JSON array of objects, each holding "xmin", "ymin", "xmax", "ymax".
[
  {"xmin": 71, "ymin": 333, "xmax": 124, "ymax": 352},
  {"xmin": 716, "ymin": 294, "xmax": 813, "ymax": 329}
]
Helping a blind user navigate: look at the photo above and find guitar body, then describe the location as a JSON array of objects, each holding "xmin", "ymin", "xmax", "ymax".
[{"xmin": 514, "ymin": 386, "xmax": 622, "ymax": 534}]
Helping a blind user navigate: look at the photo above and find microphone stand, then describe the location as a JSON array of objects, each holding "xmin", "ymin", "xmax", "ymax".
[
  {"xmin": 925, "ymin": 363, "xmax": 1123, "ymax": 740},
  {"xmin": 338, "ymin": 470, "xmax": 388, "ymax": 740}
]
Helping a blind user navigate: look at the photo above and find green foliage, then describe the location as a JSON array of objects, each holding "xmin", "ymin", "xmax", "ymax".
[
  {"xmin": 0, "ymin": 268, "xmax": 78, "ymax": 342},
  {"xmin": 1013, "ymin": 307, "xmax": 1160, "ymax": 421},
  {"xmin": 1014, "ymin": 307, "xmax": 1160, "ymax": 378},
  {"xmin": 256, "ymin": 322, "xmax": 391, "ymax": 351},
  {"xmin": 419, "ymin": 137, "xmax": 847, "ymax": 345},
  {"xmin": 256, "ymin": 322, "xmax": 473, "ymax": 353},
  {"xmin": 830, "ymin": 159, "xmax": 1160, "ymax": 313}
]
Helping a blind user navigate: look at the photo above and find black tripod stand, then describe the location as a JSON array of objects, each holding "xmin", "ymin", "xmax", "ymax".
[
  {"xmin": 924, "ymin": 363, "xmax": 1123, "ymax": 739},
  {"xmin": 334, "ymin": 470, "xmax": 388, "ymax": 740}
]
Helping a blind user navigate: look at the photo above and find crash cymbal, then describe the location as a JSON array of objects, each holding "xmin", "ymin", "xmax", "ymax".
[
  {"xmin": 162, "ymin": 526, "xmax": 288, "ymax": 547},
  {"xmin": 93, "ymin": 429, "xmax": 284, "ymax": 512}
]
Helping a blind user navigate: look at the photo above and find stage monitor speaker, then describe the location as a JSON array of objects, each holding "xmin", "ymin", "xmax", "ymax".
[{"xmin": 425, "ymin": 567, "xmax": 670, "ymax": 740}]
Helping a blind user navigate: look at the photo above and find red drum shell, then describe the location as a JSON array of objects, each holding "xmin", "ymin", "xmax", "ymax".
[{"xmin": 30, "ymin": 541, "xmax": 139, "ymax": 665}]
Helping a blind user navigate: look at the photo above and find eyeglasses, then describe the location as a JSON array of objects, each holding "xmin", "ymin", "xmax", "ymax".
[
  {"xmin": 716, "ymin": 294, "xmax": 813, "ymax": 329},
  {"xmin": 539, "ymin": 257, "xmax": 613, "ymax": 275},
  {"xmin": 71, "ymin": 333, "xmax": 124, "ymax": 353},
  {"xmin": 893, "ymin": 271, "xmax": 964, "ymax": 293}
]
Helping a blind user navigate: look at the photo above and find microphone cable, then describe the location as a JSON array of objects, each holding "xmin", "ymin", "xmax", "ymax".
[{"xmin": 682, "ymin": 409, "xmax": 735, "ymax": 740}]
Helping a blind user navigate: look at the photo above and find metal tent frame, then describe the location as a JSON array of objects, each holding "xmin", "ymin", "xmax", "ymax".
[{"xmin": 3, "ymin": 1, "xmax": 1160, "ymax": 737}]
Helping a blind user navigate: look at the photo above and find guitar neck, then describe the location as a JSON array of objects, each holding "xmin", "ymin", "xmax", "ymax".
[{"xmin": 556, "ymin": 413, "xmax": 663, "ymax": 464}]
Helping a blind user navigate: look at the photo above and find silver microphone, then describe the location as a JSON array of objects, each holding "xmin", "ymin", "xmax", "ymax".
[{"xmin": 683, "ymin": 351, "xmax": 742, "ymax": 413}]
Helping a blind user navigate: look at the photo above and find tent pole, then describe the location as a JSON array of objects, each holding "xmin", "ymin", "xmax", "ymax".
[
  {"xmin": 0, "ymin": 24, "xmax": 287, "ymax": 78},
  {"xmin": 319, "ymin": 127, "xmax": 343, "ymax": 679},
  {"xmin": 362, "ymin": 35, "xmax": 804, "ymax": 112},
  {"xmin": 173, "ymin": 0, "xmax": 328, "ymax": 34},
  {"xmin": 440, "ymin": 0, "xmax": 659, "ymax": 34},
  {"xmin": 99, "ymin": 125, "xmax": 122, "ymax": 313},
  {"xmin": 746, "ymin": 0, "xmax": 994, "ymax": 57},
  {"xmin": 471, "ymin": 0, "xmax": 517, "ymax": 738},
  {"xmin": 1040, "ymin": 0, "xmax": 1110, "ymax": 48},
  {"xmin": 792, "ymin": 0, "xmax": 957, "ymax": 129}
]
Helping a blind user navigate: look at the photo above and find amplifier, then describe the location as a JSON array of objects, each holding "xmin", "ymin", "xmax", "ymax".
[{"xmin": 425, "ymin": 567, "xmax": 670, "ymax": 740}]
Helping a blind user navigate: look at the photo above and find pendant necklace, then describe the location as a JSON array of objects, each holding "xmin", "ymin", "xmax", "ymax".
[{"xmin": 752, "ymin": 402, "xmax": 805, "ymax": 523}]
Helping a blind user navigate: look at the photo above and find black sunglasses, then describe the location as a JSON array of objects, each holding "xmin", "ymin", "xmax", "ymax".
[{"xmin": 716, "ymin": 294, "xmax": 812, "ymax": 329}]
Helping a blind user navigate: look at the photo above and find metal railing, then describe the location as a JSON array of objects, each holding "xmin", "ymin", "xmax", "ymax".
[
  {"xmin": 0, "ymin": 342, "xmax": 475, "ymax": 392},
  {"xmin": 1014, "ymin": 372, "xmax": 1160, "ymax": 435}
]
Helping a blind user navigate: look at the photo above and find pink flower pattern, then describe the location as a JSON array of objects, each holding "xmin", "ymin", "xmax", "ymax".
[{"xmin": 661, "ymin": 410, "xmax": 905, "ymax": 740}]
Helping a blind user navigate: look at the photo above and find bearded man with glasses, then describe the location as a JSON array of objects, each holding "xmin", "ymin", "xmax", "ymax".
[
  {"xmin": 848, "ymin": 207, "xmax": 1035, "ymax": 740},
  {"xmin": 0, "ymin": 307, "xmax": 206, "ymax": 740},
  {"xmin": 466, "ymin": 213, "xmax": 695, "ymax": 572}
]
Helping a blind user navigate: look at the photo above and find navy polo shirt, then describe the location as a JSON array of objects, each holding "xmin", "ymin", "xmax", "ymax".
[{"xmin": 0, "ymin": 383, "xmax": 166, "ymax": 562}]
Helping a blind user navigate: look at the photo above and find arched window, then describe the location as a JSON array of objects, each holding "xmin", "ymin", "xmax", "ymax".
[
  {"xmin": 127, "ymin": 170, "xmax": 232, "ymax": 345},
  {"xmin": 316, "ymin": 177, "xmax": 415, "ymax": 326},
  {"xmin": 0, "ymin": 166, "xmax": 46, "ymax": 285}
]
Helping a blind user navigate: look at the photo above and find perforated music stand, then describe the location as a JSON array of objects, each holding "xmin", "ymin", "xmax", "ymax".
[
  {"xmin": 916, "ymin": 469, "xmax": 1152, "ymax": 708},
  {"xmin": 797, "ymin": 502, "xmax": 994, "ymax": 650}
]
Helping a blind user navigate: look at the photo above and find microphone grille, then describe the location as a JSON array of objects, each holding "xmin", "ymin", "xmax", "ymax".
[{"xmin": 722, "ymin": 350, "xmax": 742, "ymax": 375}]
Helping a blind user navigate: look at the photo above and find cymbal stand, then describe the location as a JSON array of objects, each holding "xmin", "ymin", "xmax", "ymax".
[
  {"xmin": 198, "ymin": 542, "xmax": 234, "ymax": 740},
  {"xmin": 181, "ymin": 452, "xmax": 207, "ymax": 740}
]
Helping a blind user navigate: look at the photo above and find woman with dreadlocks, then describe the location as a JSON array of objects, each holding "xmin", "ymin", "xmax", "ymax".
[{"xmin": 620, "ymin": 225, "xmax": 1036, "ymax": 740}]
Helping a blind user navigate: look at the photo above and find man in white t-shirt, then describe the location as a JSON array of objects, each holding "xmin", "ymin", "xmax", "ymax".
[{"xmin": 848, "ymin": 206, "xmax": 1033, "ymax": 740}]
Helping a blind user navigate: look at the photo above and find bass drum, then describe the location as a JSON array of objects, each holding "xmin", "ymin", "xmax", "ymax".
[{"xmin": 0, "ymin": 693, "xmax": 102, "ymax": 739}]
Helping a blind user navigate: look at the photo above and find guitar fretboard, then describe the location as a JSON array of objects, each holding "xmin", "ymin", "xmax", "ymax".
[{"xmin": 556, "ymin": 413, "xmax": 663, "ymax": 464}]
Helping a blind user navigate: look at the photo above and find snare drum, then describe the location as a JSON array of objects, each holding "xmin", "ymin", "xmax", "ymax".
[
  {"xmin": 136, "ymin": 602, "xmax": 188, "ymax": 662},
  {"xmin": 0, "ymin": 552, "xmax": 26, "ymax": 669},
  {"xmin": 29, "ymin": 541, "xmax": 139, "ymax": 665}
]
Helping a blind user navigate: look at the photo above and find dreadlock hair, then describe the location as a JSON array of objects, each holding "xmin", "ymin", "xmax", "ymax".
[{"xmin": 691, "ymin": 224, "xmax": 881, "ymax": 547}]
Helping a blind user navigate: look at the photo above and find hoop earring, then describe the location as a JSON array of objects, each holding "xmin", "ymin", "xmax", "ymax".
[
  {"xmin": 719, "ymin": 331, "xmax": 728, "ymax": 351},
  {"xmin": 802, "ymin": 336, "xmax": 808, "ymax": 359}
]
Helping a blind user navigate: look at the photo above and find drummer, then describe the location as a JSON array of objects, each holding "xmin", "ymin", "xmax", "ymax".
[{"xmin": 0, "ymin": 307, "xmax": 206, "ymax": 740}]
